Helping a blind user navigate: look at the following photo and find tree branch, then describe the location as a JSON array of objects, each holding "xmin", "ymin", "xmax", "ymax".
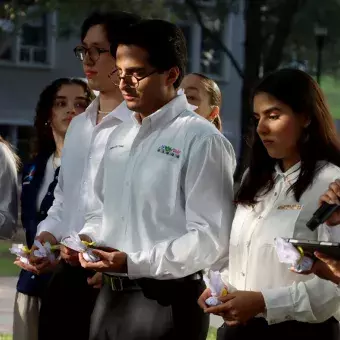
[{"xmin": 184, "ymin": 0, "xmax": 244, "ymax": 79}]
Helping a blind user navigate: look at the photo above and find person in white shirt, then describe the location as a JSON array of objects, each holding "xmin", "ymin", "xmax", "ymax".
[
  {"xmin": 199, "ymin": 68, "xmax": 340, "ymax": 340},
  {"xmin": 29, "ymin": 11, "xmax": 140, "ymax": 340},
  {"xmin": 77, "ymin": 19, "xmax": 236, "ymax": 340},
  {"xmin": 0, "ymin": 136, "xmax": 18, "ymax": 239},
  {"xmin": 180, "ymin": 73, "xmax": 222, "ymax": 132}
]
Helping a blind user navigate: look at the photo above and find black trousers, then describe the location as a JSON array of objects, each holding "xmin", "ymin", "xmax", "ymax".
[
  {"xmin": 217, "ymin": 316, "xmax": 340, "ymax": 340},
  {"xmin": 90, "ymin": 277, "xmax": 209, "ymax": 340},
  {"xmin": 38, "ymin": 261, "xmax": 99, "ymax": 340}
]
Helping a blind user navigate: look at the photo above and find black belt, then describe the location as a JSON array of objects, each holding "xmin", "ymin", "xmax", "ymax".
[{"xmin": 103, "ymin": 272, "xmax": 203, "ymax": 292}]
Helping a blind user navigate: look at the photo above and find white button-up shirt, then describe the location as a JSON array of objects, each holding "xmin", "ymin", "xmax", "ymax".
[
  {"xmin": 226, "ymin": 161, "xmax": 340, "ymax": 325},
  {"xmin": 0, "ymin": 142, "xmax": 18, "ymax": 238},
  {"xmin": 37, "ymin": 98, "xmax": 132, "ymax": 241},
  {"xmin": 80, "ymin": 94, "xmax": 236, "ymax": 279}
]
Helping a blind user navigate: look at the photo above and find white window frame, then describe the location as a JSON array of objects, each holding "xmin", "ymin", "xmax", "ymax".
[{"xmin": 0, "ymin": 11, "xmax": 56, "ymax": 69}]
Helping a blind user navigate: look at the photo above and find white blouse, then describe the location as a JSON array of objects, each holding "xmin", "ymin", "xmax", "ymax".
[{"xmin": 226, "ymin": 162, "xmax": 340, "ymax": 325}]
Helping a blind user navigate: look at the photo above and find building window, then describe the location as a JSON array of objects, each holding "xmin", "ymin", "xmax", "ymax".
[
  {"xmin": 200, "ymin": 17, "xmax": 224, "ymax": 76},
  {"xmin": 0, "ymin": 12, "xmax": 56, "ymax": 67}
]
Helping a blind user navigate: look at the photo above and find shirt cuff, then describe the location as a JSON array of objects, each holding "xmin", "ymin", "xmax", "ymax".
[
  {"xmin": 261, "ymin": 286, "xmax": 295, "ymax": 325},
  {"xmin": 127, "ymin": 251, "xmax": 151, "ymax": 279},
  {"xmin": 77, "ymin": 225, "xmax": 100, "ymax": 245},
  {"xmin": 37, "ymin": 224, "xmax": 63, "ymax": 243}
]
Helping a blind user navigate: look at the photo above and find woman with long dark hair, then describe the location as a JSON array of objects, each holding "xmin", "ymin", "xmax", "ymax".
[
  {"xmin": 0, "ymin": 135, "xmax": 19, "ymax": 239},
  {"xmin": 199, "ymin": 68, "xmax": 340, "ymax": 340},
  {"xmin": 13, "ymin": 78, "xmax": 94, "ymax": 340}
]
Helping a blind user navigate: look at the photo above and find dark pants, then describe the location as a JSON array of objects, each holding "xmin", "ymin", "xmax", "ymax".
[
  {"xmin": 90, "ymin": 276, "xmax": 209, "ymax": 340},
  {"xmin": 217, "ymin": 316, "xmax": 340, "ymax": 340},
  {"xmin": 38, "ymin": 261, "xmax": 99, "ymax": 340}
]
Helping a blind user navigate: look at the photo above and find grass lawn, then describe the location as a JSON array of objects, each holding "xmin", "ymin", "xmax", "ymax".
[
  {"xmin": 0, "ymin": 240, "xmax": 20, "ymax": 277},
  {"xmin": 321, "ymin": 76, "xmax": 340, "ymax": 119}
]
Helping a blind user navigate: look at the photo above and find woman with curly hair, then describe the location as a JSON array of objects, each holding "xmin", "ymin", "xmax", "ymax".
[{"xmin": 13, "ymin": 78, "xmax": 95, "ymax": 340}]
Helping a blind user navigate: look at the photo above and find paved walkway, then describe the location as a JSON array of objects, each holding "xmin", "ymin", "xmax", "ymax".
[
  {"xmin": 0, "ymin": 276, "xmax": 223, "ymax": 335},
  {"xmin": 0, "ymin": 277, "xmax": 16, "ymax": 334}
]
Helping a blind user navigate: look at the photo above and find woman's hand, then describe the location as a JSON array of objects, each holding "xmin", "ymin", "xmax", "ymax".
[{"xmin": 204, "ymin": 291, "xmax": 266, "ymax": 325}]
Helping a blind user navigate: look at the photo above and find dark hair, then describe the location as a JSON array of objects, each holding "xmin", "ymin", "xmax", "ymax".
[
  {"xmin": 236, "ymin": 68, "xmax": 340, "ymax": 205},
  {"xmin": 81, "ymin": 11, "xmax": 141, "ymax": 49},
  {"xmin": 112, "ymin": 19, "xmax": 187, "ymax": 88},
  {"xmin": 192, "ymin": 73, "xmax": 222, "ymax": 131},
  {"xmin": 33, "ymin": 78, "xmax": 95, "ymax": 157}
]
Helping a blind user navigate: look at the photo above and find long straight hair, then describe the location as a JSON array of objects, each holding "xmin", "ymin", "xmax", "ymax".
[{"xmin": 235, "ymin": 68, "xmax": 340, "ymax": 205}]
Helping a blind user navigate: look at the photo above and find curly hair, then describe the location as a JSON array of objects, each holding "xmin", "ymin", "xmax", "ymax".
[{"xmin": 32, "ymin": 78, "xmax": 95, "ymax": 157}]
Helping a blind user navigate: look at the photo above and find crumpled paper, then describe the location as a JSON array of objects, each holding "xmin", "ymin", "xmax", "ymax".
[
  {"xmin": 60, "ymin": 232, "xmax": 100, "ymax": 262},
  {"xmin": 274, "ymin": 237, "xmax": 314, "ymax": 272},
  {"xmin": 9, "ymin": 240, "xmax": 59, "ymax": 264},
  {"xmin": 9, "ymin": 243, "xmax": 30, "ymax": 264},
  {"xmin": 203, "ymin": 270, "xmax": 236, "ymax": 306}
]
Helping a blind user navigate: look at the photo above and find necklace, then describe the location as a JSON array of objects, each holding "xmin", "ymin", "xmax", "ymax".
[
  {"xmin": 98, "ymin": 110, "xmax": 111, "ymax": 115},
  {"xmin": 52, "ymin": 153, "xmax": 60, "ymax": 170}
]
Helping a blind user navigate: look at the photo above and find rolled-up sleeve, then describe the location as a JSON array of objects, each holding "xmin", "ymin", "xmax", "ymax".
[
  {"xmin": 127, "ymin": 135, "xmax": 236, "ymax": 279},
  {"xmin": 262, "ymin": 276, "xmax": 340, "ymax": 324}
]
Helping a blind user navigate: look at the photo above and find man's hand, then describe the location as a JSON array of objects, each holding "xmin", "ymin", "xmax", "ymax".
[
  {"xmin": 319, "ymin": 179, "xmax": 340, "ymax": 226},
  {"xmin": 60, "ymin": 245, "xmax": 80, "ymax": 266},
  {"xmin": 198, "ymin": 288, "xmax": 212, "ymax": 310},
  {"xmin": 87, "ymin": 272, "xmax": 103, "ymax": 289},
  {"xmin": 79, "ymin": 249, "xmax": 127, "ymax": 273},
  {"xmin": 205, "ymin": 291, "xmax": 266, "ymax": 325},
  {"xmin": 28, "ymin": 231, "xmax": 58, "ymax": 273},
  {"xmin": 14, "ymin": 256, "xmax": 60, "ymax": 275}
]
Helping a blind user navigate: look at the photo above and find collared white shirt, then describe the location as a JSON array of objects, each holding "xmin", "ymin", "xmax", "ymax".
[
  {"xmin": 0, "ymin": 142, "xmax": 18, "ymax": 238},
  {"xmin": 226, "ymin": 161, "xmax": 340, "ymax": 325},
  {"xmin": 80, "ymin": 94, "xmax": 236, "ymax": 279},
  {"xmin": 37, "ymin": 97, "xmax": 132, "ymax": 241}
]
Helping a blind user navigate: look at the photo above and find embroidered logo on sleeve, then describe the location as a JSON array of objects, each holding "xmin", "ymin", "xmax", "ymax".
[{"xmin": 157, "ymin": 145, "xmax": 181, "ymax": 159}]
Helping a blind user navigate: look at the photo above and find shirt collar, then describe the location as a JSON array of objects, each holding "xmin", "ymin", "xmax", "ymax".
[
  {"xmin": 274, "ymin": 161, "xmax": 301, "ymax": 181},
  {"xmin": 131, "ymin": 93, "xmax": 192, "ymax": 129},
  {"xmin": 85, "ymin": 97, "xmax": 132, "ymax": 125}
]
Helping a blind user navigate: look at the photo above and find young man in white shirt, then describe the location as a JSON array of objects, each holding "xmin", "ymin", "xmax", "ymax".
[
  {"xmin": 78, "ymin": 19, "xmax": 236, "ymax": 340},
  {"xmin": 30, "ymin": 11, "xmax": 140, "ymax": 340}
]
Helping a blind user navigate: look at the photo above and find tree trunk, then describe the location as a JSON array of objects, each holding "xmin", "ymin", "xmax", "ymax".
[
  {"xmin": 263, "ymin": 0, "xmax": 307, "ymax": 73},
  {"xmin": 234, "ymin": 0, "xmax": 264, "ymax": 182}
]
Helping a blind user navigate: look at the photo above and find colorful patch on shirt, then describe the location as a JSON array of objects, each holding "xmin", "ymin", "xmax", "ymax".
[
  {"xmin": 157, "ymin": 145, "xmax": 181, "ymax": 159},
  {"xmin": 23, "ymin": 165, "xmax": 36, "ymax": 185}
]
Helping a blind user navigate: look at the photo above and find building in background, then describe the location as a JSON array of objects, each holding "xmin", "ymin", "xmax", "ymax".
[{"xmin": 0, "ymin": 2, "xmax": 244, "ymax": 161}]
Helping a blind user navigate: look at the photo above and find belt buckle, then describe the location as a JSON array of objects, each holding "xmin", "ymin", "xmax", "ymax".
[{"xmin": 110, "ymin": 276, "xmax": 124, "ymax": 291}]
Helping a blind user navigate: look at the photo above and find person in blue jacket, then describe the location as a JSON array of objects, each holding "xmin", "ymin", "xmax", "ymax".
[{"xmin": 13, "ymin": 78, "xmax": 94, "ymax": 340}]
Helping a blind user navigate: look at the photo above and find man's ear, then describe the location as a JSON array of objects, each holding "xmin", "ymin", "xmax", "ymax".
[{"xmin": 166, "ymin": 66, "xmax": 180, "ymax": 87}]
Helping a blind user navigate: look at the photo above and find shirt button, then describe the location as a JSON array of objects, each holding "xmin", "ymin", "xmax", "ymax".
[
  {"xmin": 241, "ymin": 272, "xmax": 245, "ymax": 277},
  {"xmin": 258, "ymin": 216, "xmax": 262, "ymax": 220},
  {"xmin": 121, "ymin": 216, "xmax": 125, "ymax": 221},
  {"xmin": 47, "ymin": 192, "xmax": 51, "ymax": 196},
  {"xmin": 274, "ymin": 192, "xmax": 277, "ymax": 196},
  {"xmin": 83, "ymin": 181, "xmax": 87, "ymax": 185}
]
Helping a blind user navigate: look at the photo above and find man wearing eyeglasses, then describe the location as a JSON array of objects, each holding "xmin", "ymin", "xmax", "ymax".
[
  {"xmin": 31, "ymin": 11, "xmax": 140, "ymax": 340},
  {"xmin": 77, "ymin": 19, "xmax": 236, "ymax": 340}
]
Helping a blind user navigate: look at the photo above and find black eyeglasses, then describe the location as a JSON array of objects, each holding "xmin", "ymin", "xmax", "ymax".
[
  {"xmin": 109, "ymin": 69, "xmax": 158, "ymax": 89},
  {"xmin": 74, "ymin": 46, "xmax": 109, "ymax": 62}
]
